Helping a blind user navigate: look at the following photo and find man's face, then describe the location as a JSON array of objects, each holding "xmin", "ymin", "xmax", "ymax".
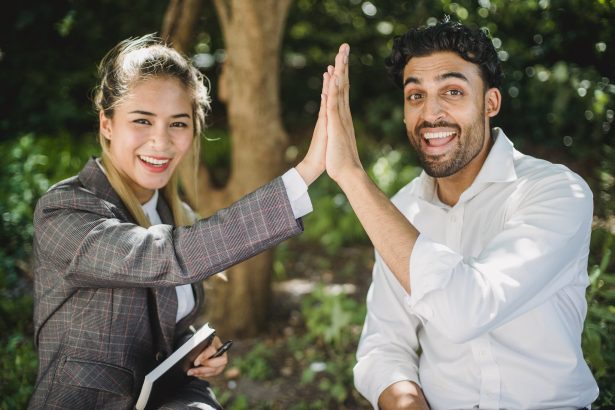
[{"xmin": 402, "ymin": 51, "xmax": 498, "ymax": 178}]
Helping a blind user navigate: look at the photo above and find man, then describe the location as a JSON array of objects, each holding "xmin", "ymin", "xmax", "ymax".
[{"xmin": 321, "ymin": 20, "xmax": 599, "ymax": 409}]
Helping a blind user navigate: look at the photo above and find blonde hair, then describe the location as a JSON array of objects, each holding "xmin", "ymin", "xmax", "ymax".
[{"xmin": 93, "ymin": 34, "xmax": 210, "ymax": 227}]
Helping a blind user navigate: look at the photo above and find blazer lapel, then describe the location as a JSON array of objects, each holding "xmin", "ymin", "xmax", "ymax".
[
  {"xmin": 78, "ymin": 157, "xmax": 134, "ymax": 223},
  {"xmin": 79, "ymin": 158, "xmax": 178, "ymax": 353}
]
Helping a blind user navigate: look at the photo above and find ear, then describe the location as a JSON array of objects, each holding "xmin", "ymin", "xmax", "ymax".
[
  {"xmin": 485, "ymin": 87, "xmax": 501, "ymax": 118},
  {"xmin": 99, "ymin": 111, "xmax": 113, "ymax": 141}
]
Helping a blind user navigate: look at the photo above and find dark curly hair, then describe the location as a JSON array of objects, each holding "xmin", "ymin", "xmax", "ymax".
[{"xmin": 385, "ymin": 19, "xmax": 503, "ymax": 90}]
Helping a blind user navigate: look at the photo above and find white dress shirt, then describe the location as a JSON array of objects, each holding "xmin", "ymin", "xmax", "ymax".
[
  {"xmin": 354, "ymin": 129, "xmax": 598, "ymax": 409},
  {"xmin": 141, "ymin": 168, "xmax": 312, "ymax": 323}
]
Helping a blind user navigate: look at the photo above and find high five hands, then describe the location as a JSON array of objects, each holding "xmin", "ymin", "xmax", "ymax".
[
  {"xmin": 296, "ymin": 44, "xmax": 364, "ymax": 187},
  {"xmin": 299, "ymin": 43, "xmax": 419, "ymax": 295}
]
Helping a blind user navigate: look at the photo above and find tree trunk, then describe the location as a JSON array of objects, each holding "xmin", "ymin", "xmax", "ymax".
[
  {"xmin": 161, "ymin": 0, "xmax": 204, "ymax": 53},
  {"xmin": 163, "ymin": 0, "xmax": 293, "ymax": 337}
]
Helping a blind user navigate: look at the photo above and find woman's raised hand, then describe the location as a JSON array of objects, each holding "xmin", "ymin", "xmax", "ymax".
[{"xmin": 295, "ymin": 66, "xmax": 331, "ymax": 186}]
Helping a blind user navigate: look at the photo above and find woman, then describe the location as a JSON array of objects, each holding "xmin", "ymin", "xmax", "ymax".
[{"xmin": 29, "ymin": 34, "xmax": 327, "ymax": 409}]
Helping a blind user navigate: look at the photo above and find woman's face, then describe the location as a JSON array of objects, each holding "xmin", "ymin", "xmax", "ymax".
[{"xmin": 100, "ymin": 76, "xmax": 194, "ymax": 204}]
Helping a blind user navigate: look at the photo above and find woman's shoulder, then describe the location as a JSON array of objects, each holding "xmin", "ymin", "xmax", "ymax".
[{"xmin": 35, "ymin": 173, "xmax": 113, "ymax": 217}]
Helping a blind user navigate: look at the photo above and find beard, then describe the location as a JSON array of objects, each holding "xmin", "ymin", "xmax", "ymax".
[{"xmin": 408, "ymin": 113, "xmax": 487, "ymax": 178}]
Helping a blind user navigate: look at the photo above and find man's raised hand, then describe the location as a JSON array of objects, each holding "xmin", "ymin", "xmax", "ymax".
[{"xmin": 324, "ymin": 44, "xmax": 364, "ymax": 186}]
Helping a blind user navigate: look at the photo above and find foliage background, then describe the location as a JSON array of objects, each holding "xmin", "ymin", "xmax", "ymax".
[{"xmin": 1, "ymin": 0, "xmax": 614, "ymax": 408}]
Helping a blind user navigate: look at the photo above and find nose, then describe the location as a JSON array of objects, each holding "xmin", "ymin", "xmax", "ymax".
[
  {"xmin": 149, "ymin": 125, "xmax": 172, "ymax": 150},
  {"xmin": 421, "ymin": 96, "xmax": 445, "ymax": 123}
]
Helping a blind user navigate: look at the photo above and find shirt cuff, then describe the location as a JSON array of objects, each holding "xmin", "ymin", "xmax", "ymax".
[
  {"xmin": 281, "ymin": 168, "xmax": 313, "ymax": 219},
  {"xmin": 354, "ymin": 355, "xmax": 420, "ymax": 409},
  {"xmin": 406, "ymin": 234, "xmax": 462, "ymax": 320}
]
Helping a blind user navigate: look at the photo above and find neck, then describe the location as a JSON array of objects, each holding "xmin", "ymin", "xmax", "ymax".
[{"xmin": 436, "ymin": 136, "xmax": 493, "ymax": 207}]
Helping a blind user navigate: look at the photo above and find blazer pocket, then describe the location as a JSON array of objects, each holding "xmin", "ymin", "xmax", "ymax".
[{"xmin": 57, "ymin": 357, "xmax": 134, "ymax": 397}]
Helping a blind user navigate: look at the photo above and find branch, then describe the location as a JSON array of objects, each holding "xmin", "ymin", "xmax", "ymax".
[{"xmin": 161, "ymin": 0, "xmax": 204, "ymax": 53}]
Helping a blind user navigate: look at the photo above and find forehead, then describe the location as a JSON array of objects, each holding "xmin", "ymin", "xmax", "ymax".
[
  {"xmin": 402, "ymin": 51, "xmax": 482, "ymax": 86},
  {"xmin": 124, "ymin": 77, "xmax": 191, "ymax": 105},
  {"xmin": 131, "ymin": 76, "xmax": 189, "ymax": 97}
]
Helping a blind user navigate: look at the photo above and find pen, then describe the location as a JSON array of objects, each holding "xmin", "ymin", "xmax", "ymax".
[{"xmin": 209, "ymin": 340, "xmax": 233, "ymax": 359}]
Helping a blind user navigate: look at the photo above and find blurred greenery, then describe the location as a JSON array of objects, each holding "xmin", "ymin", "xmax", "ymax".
[
  {"xmin": 218, "ymin": 285, "xmax": 368, "ymax": 409},
  {"xmin": 0, "ymin": 134, "xmax": 98, "ymax": 408},
  {"xmin": 1, "ymin": 0, "xmax": 614, "ymax": 408}
]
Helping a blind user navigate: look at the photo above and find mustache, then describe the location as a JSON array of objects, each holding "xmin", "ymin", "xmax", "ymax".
[{"xmin": 414, "ymin": 121, "xmax": 460, "ymax": 135}]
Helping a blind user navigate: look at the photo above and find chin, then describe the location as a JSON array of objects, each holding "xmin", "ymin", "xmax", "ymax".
[{"xmin": 140, "ymin": 178, "xmax": 172, "ymax": 191}]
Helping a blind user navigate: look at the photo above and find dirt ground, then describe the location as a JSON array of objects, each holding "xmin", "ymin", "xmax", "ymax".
[{"xmin": 207, "ymin": 242, "xmax": 375, "ymax": 409}]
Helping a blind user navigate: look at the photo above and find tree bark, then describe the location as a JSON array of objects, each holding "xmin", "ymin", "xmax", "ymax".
[
  {"xmin": 161, "ymin": 0, "xmax": 204, "ymax": 53},
  {"xmin": 163, "ymin": 0, "xmax": 293, "ymax": 337}
]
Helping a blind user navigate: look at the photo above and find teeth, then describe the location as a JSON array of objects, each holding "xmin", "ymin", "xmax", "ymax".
[
  {"xmin": 140, "ymin": 155, "xmax": 170, "ymax": 165},
  {"xmin": 424, "ymin": 131, "xmax": 455, "ymax": 140}
]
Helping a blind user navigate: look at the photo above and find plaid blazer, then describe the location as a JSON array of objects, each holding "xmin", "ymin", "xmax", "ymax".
[{"xmin": 29, "ymin": 158, "xmax": 303, "ymax": 409}]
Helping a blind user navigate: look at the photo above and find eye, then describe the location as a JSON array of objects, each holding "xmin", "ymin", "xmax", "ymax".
[
  {"xmin": 133, "ymin": 118, "xmax": 151, "ymax": 125},
  {"xmin": 171, "ymin": 121, "xmax": 189, "ymax": 128},
  {"xmin": 406, "ymin": 93, "xmax": 423, "ymax": 102},
  {"xmin": 445, "ymin": 89, "xmax": 464, "ymax": 97}
]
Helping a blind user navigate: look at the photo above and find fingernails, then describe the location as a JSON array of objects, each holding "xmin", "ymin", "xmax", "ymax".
[
  {"xmin": 187, "ymin": 370, "xmax": 194, "ymax": 376},
  {"xmin": 343, "ymin": 55, "xmax": 348, "ymax": 65}
]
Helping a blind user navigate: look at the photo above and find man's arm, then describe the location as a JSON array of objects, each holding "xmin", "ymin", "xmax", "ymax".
[
  {"xmin": 324, "ymin": 44, "xmax": 418, "ymax": 293},
  {"xmin": 354, "ymin": 253, "xmax": 425, "ymax": 408},
  {"xmin": 379, "ymin": 381, "xmax": 429, "ymax": 410}
]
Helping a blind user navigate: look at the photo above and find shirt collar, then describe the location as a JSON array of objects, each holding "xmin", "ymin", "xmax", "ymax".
[
  {"xmin": 141, "ymin": 189, "xmax": 160, "ymax": 220},
  {"xmin": 415, "ymin": 128, "xmax": 518, "ymax": 204},
  {"xmin": 473, "ymin": 128, "xmax": 517, "ymax": 185}
]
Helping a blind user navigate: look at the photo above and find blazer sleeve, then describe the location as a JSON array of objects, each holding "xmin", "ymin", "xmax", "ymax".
[{"xmin": 33, "ymin": 177, "xmax": 303, "ymax": 287}]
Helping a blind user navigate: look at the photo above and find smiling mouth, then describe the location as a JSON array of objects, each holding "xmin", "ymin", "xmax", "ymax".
[
  {"xmin": 423, "ymin": 131, "xmax": 457, "ymax": 147},
  {"xmin": 139, "ymin": 155, "xmax": 170, "ymax": 167}
]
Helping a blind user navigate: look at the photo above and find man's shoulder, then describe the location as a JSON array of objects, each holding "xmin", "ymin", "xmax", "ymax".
[
  {"xmin": 511, "ymin": 149, "xmax": 593, "ymax": 209},
  {"xmin": 513, "ymin": 149, "xmax": 589, "ymax": 189}
]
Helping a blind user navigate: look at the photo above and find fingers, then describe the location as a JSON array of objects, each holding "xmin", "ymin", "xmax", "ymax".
[
  {"xmin": 187, "ymin": 354, "xmax": 227, "ymax": 379},
  {"xmin": 318, "ymin": 69, "xmax": 331, "ymax": 119},
  {"xmin": 327, "ymin": 47, "xmax": 352, "ymax": 138},
  {"xmin": 336, "ymin": 45, "xmax": 353, "ymax": 137},
  {"xmin": 191, "ymin": 337, "xmax": 222, "ymax": 369},
  {"xmin": 333, "ymin": 43, "xmax": 349, "ymax": 86},
  {"xmin": 188, "ymin": 337, "xmax": 228, "ymax": 378},
  {"xmin": 326, "ymin": 70, "xmax": 340, "ymax": 124}
]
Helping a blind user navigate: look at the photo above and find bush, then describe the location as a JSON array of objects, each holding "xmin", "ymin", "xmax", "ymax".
[
  {"xmin": 583, "ymin": 227, "xmax": 615, "ymax": 406},
  {"xmin": 297, "ymin": 285, "xmax": 367, "ymax": 406},
  {"xmin": 0, "ymin": 133, "xmax": 98, "ymax": 408}
]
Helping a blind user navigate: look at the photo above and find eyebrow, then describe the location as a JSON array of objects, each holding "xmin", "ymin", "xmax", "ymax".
[
  {"xmin": 403, "ymin": 71, "xmax": 470, "ymax": 87},
  {"xmin": 128, "ymin": 110, "xmax": 191, "ymax": 118}
]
